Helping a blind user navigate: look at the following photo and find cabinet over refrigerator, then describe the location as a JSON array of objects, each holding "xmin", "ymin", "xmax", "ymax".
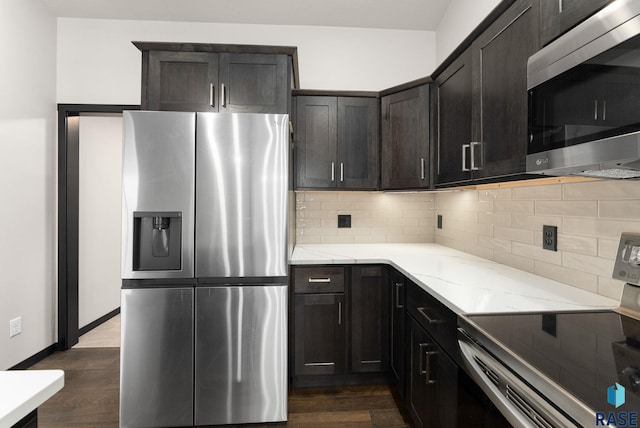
[{"xmin": 119, "ymin": 110, "xmax": 289, "ymax": 427}]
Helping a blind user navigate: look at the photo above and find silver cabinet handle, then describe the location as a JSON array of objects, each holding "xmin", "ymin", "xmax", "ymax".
[
  {"xmin": 395, "ymin": 282, "xmax": 404, "ymax": 309},
  {"xmin": 559, "ymin": 0, "xmax": 563, "ymax": 13},
  {"xmin": 602, "ymin": 100, "xmax": 607, "ymax": 121},
  {"xmin": 462, "ymin": 144, "xmax": 470, "ymax": 171},
  {"xmin": 340, "ymin": 162, "xmax": 344, "ymax": 182},
  {"xmin": 417, "ymin": 307, "xmax": 443, "ymax": 325},
  {"xmin": 424, "ymin": 347, "xmax": 437, "ymax": 385},
  {"xmin": 331, "ymin": 162, "xmax": 335, "ymax": 181},
  {"xmin": 470, "ymin": 142, "xmax": 480, "ymax": 171},
  {"xmin": 308, "ymin": 277, "xmax": 331, "ymax": 283},
  {"xmin": 338, "ymin": 301, "xmax": 342, "ymax": 325},
  {"xmin": 220, "ymin": 83, "xmax": 226, "ymax": 108},
  {"xmin": 209, "ymin": 83, "xmax": 215, "ymax": 107},
  {"xmin": 420, "ymin": 158, "xmax": 425, "ymax": 180},
  {"xmin": 594, "ymin": 100, "xmax": 598, "ymax": 120}
]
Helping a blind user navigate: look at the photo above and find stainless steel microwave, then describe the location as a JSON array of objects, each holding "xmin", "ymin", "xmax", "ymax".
[{"xmin": 527, "ymin": 0, "xmax": 640, "ymax": 179}]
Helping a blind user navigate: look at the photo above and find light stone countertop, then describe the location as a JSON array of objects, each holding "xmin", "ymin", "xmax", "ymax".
[
  {"xmin": 0, "ymin": 369, "xmax": 64, "ymax": 427},
  {"xmin": 290, "ymin": 243, "xmax": 619, "ymax": 315}
]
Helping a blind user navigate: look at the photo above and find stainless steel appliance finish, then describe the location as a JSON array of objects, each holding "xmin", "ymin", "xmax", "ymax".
[
  {"xmin": 526, "ymin": 0, "xmax": 640, "ymax": 178},
  {"xmin": 195, "ymin": 285, "xmax": 287, "ymax": 425},
  {"xmin": 120, "ymin": 287, "xmax": 195, "ymax": 428},
  {"xmin": 121, "ymin": 110, "xmax": 196, "ymax": 279},
  {"xmin": 458, "ymin": 326, "xmax": 583, "ymax": 427},
  {"xmin": 195, "ymin": 113, "xmax": 288, "ymax": 278},
  {"xmin": 120, "ymin": 111, "xmax": 289, "ymax": 428}
]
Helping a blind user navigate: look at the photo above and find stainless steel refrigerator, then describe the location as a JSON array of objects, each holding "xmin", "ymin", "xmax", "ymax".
[{"xmin": 120, "ymin": 111, "xmax": 289, "ymax": 428}]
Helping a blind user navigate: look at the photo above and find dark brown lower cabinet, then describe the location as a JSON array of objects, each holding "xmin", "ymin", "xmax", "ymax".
[
  {"xmin": 291, "ymin": 265, "xmax": 390, "ymax": 385},
  {"xmin": 350, "ymin": 266, "xmax": 389, "ymax": 373},
  {"xmin": 408, "ymin": 315, "xmax": 457, "ymax": 428},
  {"xmin": 390, "ymin": 269, "xmax": 406, "ymax": 397},
  {"xmin": 293, "ymin": 292, "xmax": 346, "ymax": 376}
]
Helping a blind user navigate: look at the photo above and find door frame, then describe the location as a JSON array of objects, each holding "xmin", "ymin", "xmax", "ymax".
[{"xmin": 57, "ymin": 104, "xmax": 139, "ymax": 350}]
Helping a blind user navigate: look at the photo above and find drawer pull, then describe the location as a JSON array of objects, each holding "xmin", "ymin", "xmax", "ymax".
[
  {"xmin": 417, "ymin": 307, "xmax": 443, "ymax": 325},
  {"xmin": 395, "ymin": 282, "xmax": 404, "ymax": 309},
  {"xmin": 308, "ymin": 277, "xmax": 331, "ymax": 283},
  {"xmin": 304, "ymin": 362, "xmax": 335, "ymax": 367}
]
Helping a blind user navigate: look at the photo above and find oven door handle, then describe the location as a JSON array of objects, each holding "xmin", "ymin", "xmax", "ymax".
[{"xmin": 458, "ymin": 339, "xmax": 538, "ymax": 428}]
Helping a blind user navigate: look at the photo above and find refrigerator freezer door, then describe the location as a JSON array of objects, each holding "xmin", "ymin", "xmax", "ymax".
[
  {"xmin": 121, "ymin": 111, "xmax": 196, "ymax": 279},
  {"xmin": 195, "ymin": 113, "xmax": 289, "ymax": 278},
  {"xmin": 194, "ymin": 285, "xmax": 288, "ymax": 425},
  {"xmin": 120, "ymin": 287, "xmax": 194, "ymax": 428}
]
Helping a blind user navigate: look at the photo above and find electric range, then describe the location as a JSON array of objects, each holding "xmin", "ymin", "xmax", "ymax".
[{"xmin": 458, "ymin": 233, "xmax": 640, "ymax": 427}]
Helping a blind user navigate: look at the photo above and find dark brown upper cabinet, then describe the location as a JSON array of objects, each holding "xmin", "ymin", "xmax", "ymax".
[
  {"xmin": 434, "ymin": 49, "xmax": 473, "ymax": 186},
  {"xmin": 540, "ymin": 0, "xmax": 614, "ymax": 46},
  {"xmin": 434, "ymin": 0, "xmax": 539, "ymax": 187},
  {"xmin": 294, "ymin": 95, "xmax": 379, "ymax": 190},
  {"xmin": 135, "ymin": 42, "xmax": 294, "ymax": 114},
  {"xmin": 381, "ymin": 84, "xmax": 430, "ymax": 190},
  {"xmin": 471, "ymin": 0, "xmax": 539, "ymax": 181}
]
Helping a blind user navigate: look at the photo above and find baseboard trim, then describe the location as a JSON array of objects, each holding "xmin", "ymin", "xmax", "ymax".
[
  {"xmin": 78, "ymin": 307, "xmax": 120, "ymax": 337},
  {"xmin": 10, "ymin": 344, "xmax": 57, "ymax": 370}
]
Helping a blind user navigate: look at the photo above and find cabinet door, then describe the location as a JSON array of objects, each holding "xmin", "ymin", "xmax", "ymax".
[
  {"xmin": 381, "ymin": 85, "xmax": 430, "ymax": 189},
  {"xmin": 434, "ymin": 49, "xmax": 472, "ymax": 187},
  {"xmin": 390, "ymin": 270, "xmax": 406, "ymax": 396},
  {"xmin": 540, "ymin": 0, "xmax": 613, "ymax": 46},
  {"xmin": 473, "ymin": 0, "xmax": 538, "ymax": 179},
  {"xmin": 294, "ymin": 96, "xmax": 338, "ymax": 188},
  {"xmin": 350, "ymin": 266, "xmax": 389, "ymax": 373},
  {"xmin": 219, "ymin": 53, "xmax": 290, "ymax": 113},
  {"xmin": 145, "ymin": 51, "xmax": 219, "ymax": 112},
  {"xmin": 407, "ymin": 316, "xmax": 458, "ymax": 428},
  {"xmin": 337, "ymin": 97, "xmax": 380, "ymax": 189},
  {"xmin": 294, "ymin": 293, "xmax": 346, "ymax": 376}
]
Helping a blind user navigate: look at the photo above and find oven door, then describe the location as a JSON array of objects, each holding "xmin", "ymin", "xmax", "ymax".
[{"xmin": 458, "ymin": 329, "xmax": 576, "ymax": 428}]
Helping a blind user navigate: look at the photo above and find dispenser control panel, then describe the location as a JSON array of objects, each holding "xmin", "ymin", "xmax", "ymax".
[{"xmin": 613, "ymin": 233, "xmax": 640, "ymax": 285}]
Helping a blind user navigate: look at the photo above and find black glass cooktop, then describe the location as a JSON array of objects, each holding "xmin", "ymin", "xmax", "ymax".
[{"xmin": 467, "ymin": 311, "xmax": 640, "ymax": 416}]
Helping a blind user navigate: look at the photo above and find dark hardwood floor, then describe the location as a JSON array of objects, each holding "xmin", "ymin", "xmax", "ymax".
[{"xmin": 30, "ymin": 348, "xmax": 410, "ymax": 427}]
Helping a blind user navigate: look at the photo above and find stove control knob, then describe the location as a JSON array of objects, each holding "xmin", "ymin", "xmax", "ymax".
[{"xmin": 630, "ymin": 246, "xmax": 640, "ymax": 267}]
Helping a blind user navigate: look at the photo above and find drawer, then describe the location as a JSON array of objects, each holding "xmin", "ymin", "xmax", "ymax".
[
  {"xmin": 406, "ymin": 280, "xmax": 457, "ymax": 359},
  {"xmin": 293, "ymin": 266, "xmax": 345, "ymax": 294}
]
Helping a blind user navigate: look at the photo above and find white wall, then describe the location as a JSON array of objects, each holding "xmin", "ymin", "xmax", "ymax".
[
  {"xmin": 78, "ymin": 115, "xmax": 123, "ymax": 328},
  {"xmin": 0, "ymin": 0, "xmax": 57, "ymax": 369},
  {"xmin": 57, "ymin": 19, "xmax": 436, "ymax": 104},
  {"xmin": 436, "ymin": 0, "xmax": 501, "ymax": 64}
]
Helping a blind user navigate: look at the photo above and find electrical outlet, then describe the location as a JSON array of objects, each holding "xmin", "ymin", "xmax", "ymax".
[
  {"xmin": 9, "ymin": 317, "xmax": 22, "ymax": 338},
  {"xmin": 437, "ymin": 215, "xmax": 443, "ymax": 229},
  {"xmin": 338, "ymin": 214, "xmax": 351, "ymax": 228},
  {"xmin": 542, "ymin": 225, "xmax": 558, "ymax": 251}
]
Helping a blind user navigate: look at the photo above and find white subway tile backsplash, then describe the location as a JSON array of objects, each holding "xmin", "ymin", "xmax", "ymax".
[
  {"xmin": 556, "ymin": 234, "xmax": 598, "ymax": 256},
  {"xmin": 563, "ymin": 180, "xmax": 640, "ymax": 200},
  {"xmin": 512, "ymin": 184, "xmax": 562, "ymax": 200},
  {"xmin": 599, "ymin": 200, "xmax": 640, "ymax": 220},
  {"xmin": 535, "ymin": 200, "xmax": 597, "ymax": 217},
  {"xmin": 562, "ymin": 251, "xmax": 615, "ymax": 278},
  {"xmin": 598, "ymin": 239, "xmax": 621, "ymax": 259},
  {"xmin": 534, "ymin": 261, "xmax": 598, "ymax": 293},
  {"xmin": 297, "ymin": 180, "xmax": 640, "ymax": 300},
  {"xmin": 493, "ymin": 200, "xmax": 535, "ymax": 214},
  {"xmin": 494, "ymin": 226, "xmax": 535, "ymax": 244},
  {"xmin": 511, "ymin": 214, "xmax": 562, "ymax": 231},
  {"xmin": 512, "ymin": 242, "xmax": 562, "ymax": 265},
  {"xmin": 597, "ymin": 277, "xmax": 625, "ymax": 300}
]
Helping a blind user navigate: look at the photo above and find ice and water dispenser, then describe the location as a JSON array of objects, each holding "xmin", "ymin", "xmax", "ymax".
[{"xmin": 132, "ymin": 212, "xmax": 182, "ymax": 271}]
